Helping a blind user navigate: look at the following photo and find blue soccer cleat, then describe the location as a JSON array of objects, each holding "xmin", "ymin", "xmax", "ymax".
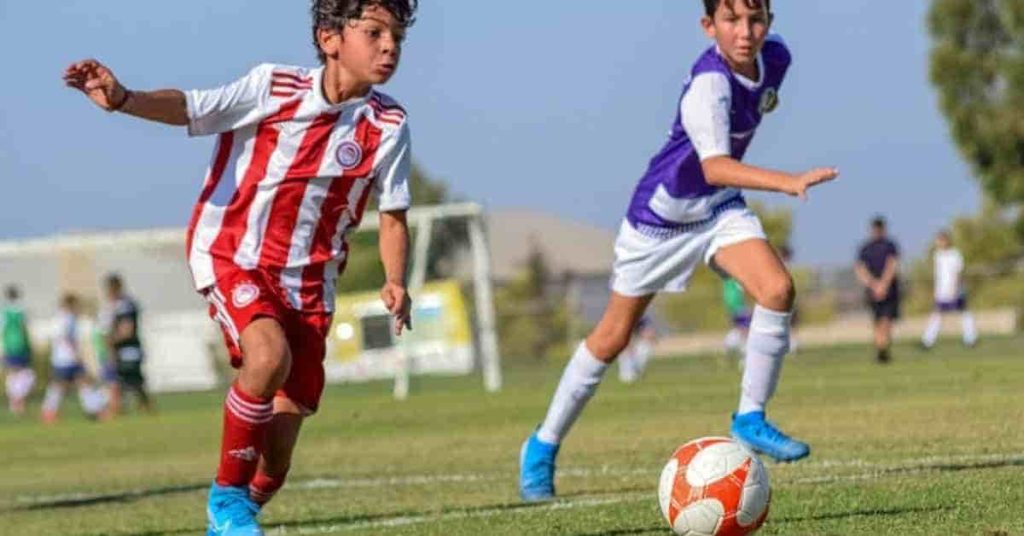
[
  {"xmin": 519, "ymin": 432, "xmax": 560, "ymax": 501},
  {"xmin": 731, "ymin": 411, "xmax": 810, "ymax": 463},
  {"xmin": 206, "ymin": 482, "xmax": 264, "ymax": 536}
]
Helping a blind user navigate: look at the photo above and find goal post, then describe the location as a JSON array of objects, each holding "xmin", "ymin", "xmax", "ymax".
[
  {"xmin": 355, "ymin": 202, "xmax": 502, "ymax": 399},
  {"xmin": 0, "ymin": 202, "xmax": 502, "ymax": 397}
]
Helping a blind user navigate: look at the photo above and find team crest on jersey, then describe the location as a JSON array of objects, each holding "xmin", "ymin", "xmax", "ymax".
[
  {"xmin": 759, "ymin": 88, "xmax": 780, "ymax": 114},
  {"xmin": 335, "ymin": 140, "xmax": 363, "ymax": 170},
  {"xmin": 231, "ymin": 282, "xmax": 260, "ymax": 308}
]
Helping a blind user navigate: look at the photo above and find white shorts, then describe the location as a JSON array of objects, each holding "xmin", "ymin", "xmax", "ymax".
[{"xmin": 609, "ymin": 208, "xmax": 766, "ymax": 297}]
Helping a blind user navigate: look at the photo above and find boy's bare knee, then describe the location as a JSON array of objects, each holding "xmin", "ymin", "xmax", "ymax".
[
  {"xmin": 756, "ymin": 275, "xmax": 795, "ymax": 311},
  {"xmin": 587, "ymin": 327, "xmax": 632, "ymax": 363},
  {"xmin": 239, "ymin": 319, "xmax": 292, "ymax": 395}
]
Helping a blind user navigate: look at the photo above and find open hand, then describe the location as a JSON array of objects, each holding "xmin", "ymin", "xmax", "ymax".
[
  {"xmin": 790, "ymin": 167, "xmax": 840, "ymax": 200},
  {"xmin": 380, "ymin": 282, "xmax": 412, "ymax": 336},
  {"xmin": 63, "ymin": 59, "xmax": 128, "ymax": 111}
]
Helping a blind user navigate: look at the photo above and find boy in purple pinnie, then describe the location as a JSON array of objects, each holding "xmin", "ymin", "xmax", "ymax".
[{"xmin": 519, "ymin": 0, "xmax": 838, "ymax": 501}]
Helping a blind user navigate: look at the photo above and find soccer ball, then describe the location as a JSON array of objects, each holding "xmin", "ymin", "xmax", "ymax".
[{"xmin": 658, "ymin": 437, "xmax": 770, "ymax": 536}]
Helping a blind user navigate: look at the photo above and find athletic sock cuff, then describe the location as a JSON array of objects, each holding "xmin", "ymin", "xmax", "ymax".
[{"xmin": 750, "ymin": 306, "xmax": 792, "ymax": 336}]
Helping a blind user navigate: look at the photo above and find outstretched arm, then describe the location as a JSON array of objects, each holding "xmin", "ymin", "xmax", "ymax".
[
  {"xmin": 63, "ymin": 59, "xmax": 188, "ymax": 126},
  {"xmin": 379, "ymin": 210, "xmax": 412, "ymax": 336},
  {"xmin": 680, "ymin": 72, "xmax": 839, "ymax": 199},
  {"xmin": 702, "ymin": 157, "xmax": 839, "ymax": 200}
]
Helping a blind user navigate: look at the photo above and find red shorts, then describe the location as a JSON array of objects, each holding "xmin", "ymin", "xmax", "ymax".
[{"xmin": 204, "ymin": 268, "xmax": 333, "ymax": 414}]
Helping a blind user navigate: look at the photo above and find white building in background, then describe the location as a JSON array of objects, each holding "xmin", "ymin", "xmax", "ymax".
[
  {"xmin": 0, "ymin": 228, "xmax": 219, "ymax": 392},
  {"xmin": 459, "ymin": 209, "xmax": 619, "ymax": 329}
]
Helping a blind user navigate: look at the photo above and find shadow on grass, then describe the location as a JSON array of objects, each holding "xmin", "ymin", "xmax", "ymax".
[
  {"xmin": 124, "ymin": 496, "xmax": 622, "ymax": 536},
  {"xmin": 570, "ymin": 527, "xmax": 665, "ymax": 536},
  {"xmin": 773, "ymin": 504, "xmax": 948, "ymax": 524},
  {"xmin": 788, "ymin": 455, "xmax": 1024, "ymax": 486},
  {"xmin": 10, "ymin": 483, "xmax": 206, "ymax": 512}
]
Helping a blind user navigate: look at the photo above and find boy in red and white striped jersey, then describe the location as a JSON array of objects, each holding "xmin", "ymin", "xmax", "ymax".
[{"xmin": 64, "ymin": 1, "xmax": 417, "ymax": 533}]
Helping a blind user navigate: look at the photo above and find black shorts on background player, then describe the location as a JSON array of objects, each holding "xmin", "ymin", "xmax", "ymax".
[{"xmin": 868, "ymin": 295, "xmax": 900, "ymax": 321}]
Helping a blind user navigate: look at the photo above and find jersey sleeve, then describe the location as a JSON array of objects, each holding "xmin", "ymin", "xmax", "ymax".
[
  {"xmin": 185, "ymin": 64, "xmax": 275, "ymax": 137},
  {"xmin": 888, "ymin": 241, "xmax": 900, "ymax": 258},
  {"xmin": 857, "ymin": 244, "xmax": 869, "ymax": 265},
  {"xmin": 373, "ymin": 121, "xmax": 412, "ymax": 212},
  {"xmin": 680, "ymin": 72, "xmax": 732, "ymax": 161}
]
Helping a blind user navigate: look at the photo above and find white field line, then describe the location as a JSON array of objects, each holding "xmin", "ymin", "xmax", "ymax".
[
  {"xmin": 266, "ymin": 451, "xmax": 1024, "ymax": 534},
  {"xmin": 268, "ymin": 493, "xmax": 653, "ymax": 534},
  {"xmin": 11, "ymin": 451, "xmax": 1024, "ymax": 507}
]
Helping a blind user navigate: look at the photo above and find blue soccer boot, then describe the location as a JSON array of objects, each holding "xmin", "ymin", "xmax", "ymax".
[
  {"xmin": 206, "ymin": 482, "xmax": 264, "ymax": 536},
  {"xmin": 731, "ymin": 411, "xmax": 810, "ymax": 462},
  {"xmin": 519, "ymin": 432, "xmax": 560, "ymax": 501}
]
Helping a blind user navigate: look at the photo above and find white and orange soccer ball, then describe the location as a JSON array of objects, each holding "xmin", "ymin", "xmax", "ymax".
[{"xmin": 658, "ymin": 437, "xmax": 771, "ymax": 536}]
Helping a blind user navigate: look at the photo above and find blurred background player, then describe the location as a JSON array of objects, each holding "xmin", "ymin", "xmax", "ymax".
[
  {"xmin": 2, "ymin": 285, "xmax": 35, "ymax": 416},
  {"xmin": 100, "ymin": 273, "xmax": 154, "ymax": 416},
  {"xmin": 617, "ymin": 315, "xmax": 657, "ymax": 383},
  {"xmin": 855, "ymin": 216, "xmax": 901, "ymax": 364},
  {"xmin": 722, "ymin": 277, "xmax": 751, "ymax": 357},
  {"xmin": 41, "ymin": 293, "xmax": 107, "ymax": 423},
  {"xmin": 64, "ymin": 0, "xmax": 417, "ymax": 533},
  {"xmin": 921, "ymin": 230, "xmax": 978, "ymax": 349},
  {"xmin": 520, "ymin": 0, "xmax": 839, "ymax": 501},
  {"xmin": 778, "ymin": 244, "xmax": 800, "ymax": 353}
]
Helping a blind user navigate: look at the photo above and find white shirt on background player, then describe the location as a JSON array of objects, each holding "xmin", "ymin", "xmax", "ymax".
[
  {"xmin": 933, "ymin": 248, "xmax": 964, "ymax": 302},
  {"xmin": 50, "ymin": 311, "xmax": 79, "ymax": 369}
]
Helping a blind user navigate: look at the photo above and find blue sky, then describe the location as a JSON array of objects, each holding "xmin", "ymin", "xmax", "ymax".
[{"xmin": 0, "ymin": 0, "xmax": 978, "ymax": 266}]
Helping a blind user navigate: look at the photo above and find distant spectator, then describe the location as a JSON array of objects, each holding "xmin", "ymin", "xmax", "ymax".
[
  {"xmin": 617, "ymin": 315, "xmax": 657, "ymax": 383},
  {"xmin": 2, "ymin": 285, "xmax": 35, "ymax": 416},
  {"xmin": 41, "ymin": 293, "xmax": 106, "ymax": 423},
  {"xmin": 722, "ymin": 277, "xmax": 751, "ymax": 356},
  {"xmin": 778, "ymin": 245, "xmax": 800, "ymax": 354},
  {"xmin": 854, "ymin": 216, "xmax": 901, "ymax": 364},
  {"xmin": 100, "ymin": 274, "xmax": 153, "ymax": 416},
  {"xmin": 921, "ymin": 230, "xmax": 978, "ymax": 349}
]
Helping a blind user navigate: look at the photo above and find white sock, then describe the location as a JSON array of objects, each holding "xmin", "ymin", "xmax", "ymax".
[
  {"xmin": 961, "ymin": 312, "xmax": 978, "ymax": 346},
  {"xmin": 5, "ymin": 369, "xmax": 35, "ymax": 401},
  {"xmin": 79, "ymin": 385, "xmax": 109, "ymax": 415},
  {"xmin": 724, "ymin": 328, "xmax": 744, "ymax": 354},
  {"xmin": 922, "ymin": 312, "xmax": 942, "ymax": 347},
  {"xmin": 633, "ymin": 341, "xmax": 652, "ymax": 374},
  {"xmin": 42, "ymin": 383, "xmax": 64, "ymax": 414},
  {"xmin": 618, "ymin": 346, "xmax": 637, "ymax": 383},
  {"xmin": 737, "ymin": 306, "xmax": 791, "ymax": 415},
  {"xmin": 537, "ymin": 342, "xmax": 609, "ymax": 444}
]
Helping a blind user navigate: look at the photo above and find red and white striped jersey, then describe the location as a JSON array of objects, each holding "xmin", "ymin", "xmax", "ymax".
[{"xmin": 184, "ymin": 63, "xmax": 411, "ymax": 313}]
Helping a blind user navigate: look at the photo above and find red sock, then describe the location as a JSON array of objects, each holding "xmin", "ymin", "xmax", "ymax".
[
  {"xmin": 215, "ymin": 383, "xmax": 273, "ymax": 487},
  {"xmin": 249, "ymin": 470, "xmax": 287, "ymax": 505}
]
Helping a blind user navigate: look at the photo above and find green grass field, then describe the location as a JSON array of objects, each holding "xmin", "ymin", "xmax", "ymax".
[{"xmin": 2, "ymin": 336, "xmax": 1023, "ymax": 535}]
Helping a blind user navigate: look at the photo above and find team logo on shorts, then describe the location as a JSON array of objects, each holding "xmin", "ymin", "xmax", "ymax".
[
  {"xmin": 231, "ymin": 282, "xmax": 260, "ymax": 308},
  {"xmin": 759, "ymin": 88, "xmax": 779, "ymax": 114},
  {"xmin": 335, "ymin": 140, "xmax": 363, "ymax": 170}
]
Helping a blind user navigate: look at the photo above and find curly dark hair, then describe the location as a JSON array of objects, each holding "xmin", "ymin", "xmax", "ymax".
[
  {"xmin": 702, "ymin": 0, "xmax": 771, "ymax": 17},
  {"xmin": 311, "ymin": 0, "xmax": 418, "ymax": 63}
]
